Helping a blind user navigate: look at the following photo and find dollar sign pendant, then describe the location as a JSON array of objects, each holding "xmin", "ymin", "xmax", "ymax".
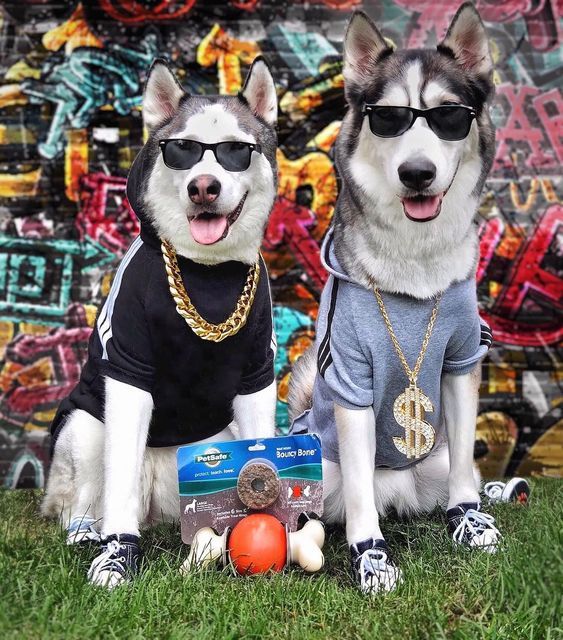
[{"xmin": 392, "ymin": 382, "xmax": 436, "ymax": 459}]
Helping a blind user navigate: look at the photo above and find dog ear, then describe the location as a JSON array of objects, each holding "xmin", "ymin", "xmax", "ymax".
[
  {"xmin": 438, "ymin": 3, "xmax": 493, "ymax": 78},
  {"xmin": 240, "ymin": 56, "xmax": 278, "ymax": 125},
  {"xmin": 143, "ymin": 59, "xmax": 186, "ymax": 131},
  {"xmin": 343, "ymin": 11, "xmax": 392, "ymax": 89}
]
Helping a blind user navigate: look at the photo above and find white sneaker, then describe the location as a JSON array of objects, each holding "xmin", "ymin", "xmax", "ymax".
[
  {"xmin": 87, "ymin": 534, "xmax": 142, "ymax": 589},
  {"xmin": 484, "ymin": 478, "xmax": 530, "ymax": 505},
  {"xmin": 66, "ymin": 516, "xmax": 101, "ymax": 545},
  {"xmin": 447, "ymin": 503, "xmax": 500, "ymax": 553},
  {"xmin": 350, "ymin": 538, "xmax": 402, "ymax": 594}
]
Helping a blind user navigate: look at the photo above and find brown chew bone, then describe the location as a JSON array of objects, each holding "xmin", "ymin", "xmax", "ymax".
[{"xmin": 237, "ymin": 461, "xmax": 280, "ymax": 509}]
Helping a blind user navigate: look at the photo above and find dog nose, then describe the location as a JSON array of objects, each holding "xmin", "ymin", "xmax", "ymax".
[
  {"xmin": 187, "ymin": 175, "xmax": 221, "ymax": 204},
  {"xmin": 398, "ymin": 160, "xmax": 436, "ymax": 191}
]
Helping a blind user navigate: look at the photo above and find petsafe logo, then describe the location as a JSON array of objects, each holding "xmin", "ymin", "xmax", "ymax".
[{"xmin": 195, "ymin": 447, "xmax": 232, "ymax": 468}]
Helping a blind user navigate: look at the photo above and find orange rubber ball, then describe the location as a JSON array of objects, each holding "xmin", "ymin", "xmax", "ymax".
[{"xmin": 228, "ymin": 514, "xmax": 287, "ymax": 575}]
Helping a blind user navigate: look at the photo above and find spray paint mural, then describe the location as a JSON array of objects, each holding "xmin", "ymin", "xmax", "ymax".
[{"xmin": 0, "ymin": 0, "xmax": 560, "ymax": 487}]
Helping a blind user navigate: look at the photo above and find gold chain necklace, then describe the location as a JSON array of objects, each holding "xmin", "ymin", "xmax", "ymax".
[
  {"xmin": 373, "ymin": 286, "xmax": 442, "ymax": 460},
  {"xmin": 161, "ymin": 240, "xmax": 260, "ymax": 343}
]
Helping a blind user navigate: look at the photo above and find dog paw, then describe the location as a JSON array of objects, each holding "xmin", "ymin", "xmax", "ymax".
[
  {"xmin": 447, "ymin": 503, "xmax": 500, "ymax": 553},
  {"xmin": 350, "ymin": 538, "xmax": 402, "ymax": 594},
  {"xmin": 87, "ymin": 534, "xmax": 142, "ymax": 589}
]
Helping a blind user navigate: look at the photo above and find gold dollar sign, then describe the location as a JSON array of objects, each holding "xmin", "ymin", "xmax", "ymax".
[{"xmin": 392, "ymin": 382, "xmax": 436, "ymax": 459}]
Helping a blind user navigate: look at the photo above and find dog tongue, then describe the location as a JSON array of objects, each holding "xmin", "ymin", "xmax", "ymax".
[
  {"xmin": 189, "ymin": 215, "xmax": 228, "ymax": 245},
  {"xmin": 402, "ymin": 195, "xmax": 441, "ymax": 221}
]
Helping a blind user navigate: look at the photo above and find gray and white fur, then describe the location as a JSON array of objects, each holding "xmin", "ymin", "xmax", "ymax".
[{"xmin": 290, "ymin": 3, "xmax": 499, "ymax": 592}]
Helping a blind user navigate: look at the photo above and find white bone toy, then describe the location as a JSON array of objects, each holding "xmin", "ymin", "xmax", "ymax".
[
  {"xmin": 180, "ymin": 527, "xmax": 229, "ymax": 574},
  {"xmin": 287, "ymin": 518, "xmax": 325, "ymax": 573},
  {"xmin": 180, "ymin": 518, "xmax": 325, "ymax": 574}
]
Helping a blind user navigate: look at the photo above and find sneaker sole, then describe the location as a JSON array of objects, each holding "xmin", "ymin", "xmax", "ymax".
[{"xmin": 503, "ymin": 478, "xmax": 530, "ymax": 504}]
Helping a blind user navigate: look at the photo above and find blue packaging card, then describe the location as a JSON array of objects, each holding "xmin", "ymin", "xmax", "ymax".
[{"xmin": 177, "ymin": 435, "xmax": 323, "ymax": 543}]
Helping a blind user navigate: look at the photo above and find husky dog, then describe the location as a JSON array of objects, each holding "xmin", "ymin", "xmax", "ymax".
[
  {"xmin": 42, "ymin": 57, "xmax": 279, "ymax": 588},
  {"xmin": 290, "ymin": 4, "xmax": 500, "ymax": 593}
]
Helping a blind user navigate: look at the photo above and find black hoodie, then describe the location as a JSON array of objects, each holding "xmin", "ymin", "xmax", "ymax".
[{"xmin": 50, "ymin": 149, "xmax": 275, "ymax": 449}]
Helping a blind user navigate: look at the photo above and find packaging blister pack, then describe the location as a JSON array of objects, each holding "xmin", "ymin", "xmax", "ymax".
[{"xmin": 177, "ymin": 435, "xmax": 323, "ymax": 543}]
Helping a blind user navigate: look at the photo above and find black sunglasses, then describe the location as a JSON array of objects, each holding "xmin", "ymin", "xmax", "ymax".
[
  {"xmin": 362, "ymin": 104, "xmax": 476, "ymax": 141},
  {"xmin": 159, "ymin": 139, "xmax": 262, "ymax": 172}
]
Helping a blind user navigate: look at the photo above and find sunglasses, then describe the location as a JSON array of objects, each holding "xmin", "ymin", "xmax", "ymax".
[
  {"xmin": 362, "ymin": 104, "xmax": 476, "ymax": 141},
  {"xmin": 159, "ymin": 139, "xmax": 262, "ymax": 172}
]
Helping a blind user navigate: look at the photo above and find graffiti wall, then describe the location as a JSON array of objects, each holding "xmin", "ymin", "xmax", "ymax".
[{"xmin": 0, "ymin": 0, "xmax": 560, "ymax": 488}]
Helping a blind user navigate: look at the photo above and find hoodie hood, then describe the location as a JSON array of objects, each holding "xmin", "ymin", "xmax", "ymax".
[
  {"xmin": 321, "ymin": 227, "xmax": 356, "ymax": 284},
  {"xmin": 126, "ymin": 144, "xmax": 162, "ymax": 249}
]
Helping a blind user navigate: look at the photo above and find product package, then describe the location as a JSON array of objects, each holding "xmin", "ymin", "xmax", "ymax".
[{"xmin": 177, "ymin": 435, "xmax": 323, "ymax": 544}]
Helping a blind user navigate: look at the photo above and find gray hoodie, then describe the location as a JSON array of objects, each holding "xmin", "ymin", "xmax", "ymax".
[{"xmin": 291, "ymin": 229, "xmax": 491, "ymax": 469}]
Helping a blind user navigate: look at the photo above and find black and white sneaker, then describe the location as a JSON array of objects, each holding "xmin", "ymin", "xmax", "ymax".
[
  {"xmin": 447, "ymin": 503, "xmax": 500, "ymax": 553},
  {"xmin": 484, "ymin": 478, "xmax": 531, "ymax": 505},
  {"xmin": 66, "ymin": 515, "xmax": 101, "ymax": 545},
  {"xmin": 350, "ymin": 538, "xmax": 402, "ymax": 594},
  {"xmin": 87, "ymin": 534, "xmax": 142, "ymax": 589}
]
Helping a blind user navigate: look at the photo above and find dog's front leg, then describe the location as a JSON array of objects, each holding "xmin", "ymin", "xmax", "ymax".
[
  {"xmin": 442, "ymin": 367, "xmax": 499, "ymax": 550},
  {"xmin": 334, "ymin": 404, "xmax": 380, "ymax": 542},
  {"xmin": 88, "ymin": 378, "xmax": 153, "ymax": 588},
  {"xmin": 335, "ymin": 404, "xmax": 401, "ymax": 593},
  {"xmin": 232, "ymin": 380, "xmax": 276, "ymax": 439},
  {"xmin": 442, "ymin": 368, "xmax": 481, "ymax": 508}
]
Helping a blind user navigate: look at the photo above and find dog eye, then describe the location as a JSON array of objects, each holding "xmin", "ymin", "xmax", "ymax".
[
  {"xmin": 223, "ymin": 141, "xmax": 248, "ymax": 152},
  {"xmin": 438, "ymin": 107, "xmax": 463, "ymax": 120},
  {"xmin": 376, "ymin": 108, "xmax": 394, "ymax": 120}
]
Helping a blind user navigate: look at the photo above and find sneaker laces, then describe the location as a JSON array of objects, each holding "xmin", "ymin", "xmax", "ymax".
[
  {"xmin": 358, "ymin": 548, "xmax": 394, "ymax": 592},
  {"xmin": 87, "ymin": 540, "xmax": 127, "ymax": 581},
  {"xmin": 483, "ymin": 481, "xmax": 505, "ymax": 502},
  {"xmin": 452, "ymin": 509, "xmax": 500, "ymax": 545}
]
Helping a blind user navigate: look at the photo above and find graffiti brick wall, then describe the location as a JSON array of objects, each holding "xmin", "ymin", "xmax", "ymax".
[{"xmin": 0, "ymin": 0, "xmax": 560, "ymax": 488}]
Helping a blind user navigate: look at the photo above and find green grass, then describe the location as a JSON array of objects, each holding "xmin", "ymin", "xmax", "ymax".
[{"xmin": 1, "ymin": 481, "xmax": 561, "ymax": 640}]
